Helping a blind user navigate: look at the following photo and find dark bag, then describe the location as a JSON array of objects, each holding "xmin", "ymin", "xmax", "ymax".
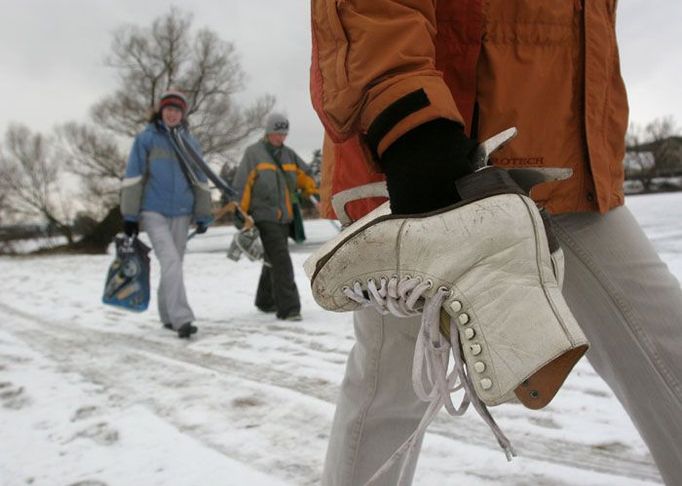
[
  {"xmin": 267, "ymin": 145, "xmax": 306, "ymax": 243},
  {"xmin": 102, "ymin": 235, "xmax": 151, "ymax": 312},
  {"xmin": 289, "ymin": 195, "xmax": 306, "ymax": 243}
]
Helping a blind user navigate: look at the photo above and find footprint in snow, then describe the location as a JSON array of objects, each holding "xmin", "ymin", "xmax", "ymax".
[
  {"xmin": 528, "ymin": 416, "xmax": 562, "ymax": 430},
  {"xmin": 71, "ymin": 405, "xmax": 99, "ymax": 422},
  {"xmin": 591, "ymin": 441, "xmax": 631, "ymax": 453},
  {"xmin": 0, "ymin": 383, "xmax": 31, "ymax": 410},
  {"xmin": 69, "ymin": 422, "xmax": 119, "ymax": 446},
  {"xmin": 232, "ymin": 396, "xmax": 264, "ymax": 408}
]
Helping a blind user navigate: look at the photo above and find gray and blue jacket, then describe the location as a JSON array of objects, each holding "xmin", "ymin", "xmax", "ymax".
[{"xmin": 120, "ymin": 122, "xmax": 212, "ymax": 224}]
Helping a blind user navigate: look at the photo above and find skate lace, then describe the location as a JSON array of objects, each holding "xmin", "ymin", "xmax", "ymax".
[
  {"xmin": 343, "ymin": 276, "xmax": 431, "ymax": 317},
  {"xmin": 344, "ymin": 280, "xmax": 516, "ymax": 486}
]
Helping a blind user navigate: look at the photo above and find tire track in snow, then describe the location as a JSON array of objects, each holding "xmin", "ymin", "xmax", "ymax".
[{"xmin": 0, "ymin": 301, "xmax": 662, "ymax": 484}]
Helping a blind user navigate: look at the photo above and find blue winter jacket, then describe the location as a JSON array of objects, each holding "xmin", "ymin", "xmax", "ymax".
[{"xmin": 120, "ymin": 122, "xmax": 212, "ymax": 224}]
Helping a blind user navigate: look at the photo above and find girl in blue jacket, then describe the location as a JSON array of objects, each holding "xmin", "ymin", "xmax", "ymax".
[{"xmin": 120, "ymin": 90, "xmax": 212, "ymax": 338}]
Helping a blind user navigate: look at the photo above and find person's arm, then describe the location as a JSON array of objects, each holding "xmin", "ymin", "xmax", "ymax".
[
  {"xmin": 292, "ymin": 152, "xmax": 318, "ymax": 198},
  {"xmin": 311, "ymin": 0, "xmax": 463, "ymax": 151},
  {"xmin": 120, "ymin": 133, "xmax": 148, "ymax": 222},
  {"xmin": 233, "ymin": 148, "xmax": 255, "ymax": 214},
  {"xmin": 311, "ymin": 0, "xmax": 474, "ymax": 214}
]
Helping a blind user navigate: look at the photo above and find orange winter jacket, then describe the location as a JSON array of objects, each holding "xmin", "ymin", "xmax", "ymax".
[{"xmin": 311, "ymin": 0, "xmax": 628, "ymax": 221}]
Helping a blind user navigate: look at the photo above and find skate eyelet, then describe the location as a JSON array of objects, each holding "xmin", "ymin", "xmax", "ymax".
[
  {"xmin": 367, "ymin": 278, "xmax": 376, "ymax": 286},
  {"xmin": 425, "ymin": 279, "xmax": 434, "ymax": 288},
  {"xmin": 480, "ymin": 378, "xmax": 493, "ymax": 390},
  {"xmin": 474, "ymin": 361, "xmax": 486, "ymax": 373},
  {"xmin": 438, "ymin": 285, "xmax": 449, "ymax": 293},
  {"xmin": 458, "ymin": 313, "xmax": 470, "ymax": 325},
  {"xmin": 464, "ymin": 328, "xmax": 475, "ymax": 340},
  {"xmin": 470, "ymin": 343, "xmax": 482, "ymax": 355}
]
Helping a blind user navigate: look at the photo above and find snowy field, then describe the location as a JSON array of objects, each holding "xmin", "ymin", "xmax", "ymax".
[{"xmin": 1, "ymin": 193, "xmax": 680, "ymax": 486}]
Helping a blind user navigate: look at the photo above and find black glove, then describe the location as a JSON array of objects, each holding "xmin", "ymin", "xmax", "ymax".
[
  {"xmin": 123, "ymin": 220, "xmax": 139, "ymax": 237},
  {"xmin": 195, "ymin": 222, "xmax": 208, "ymax": 234},
  {"xmin": 378, "ymin": 118, "xmax": 477, "ymax": 215}
]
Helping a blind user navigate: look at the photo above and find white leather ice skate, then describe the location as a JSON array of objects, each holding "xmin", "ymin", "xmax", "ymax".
[{"xmin": 304, "ymin": 128, "xmax": 588, "ymax": 466}]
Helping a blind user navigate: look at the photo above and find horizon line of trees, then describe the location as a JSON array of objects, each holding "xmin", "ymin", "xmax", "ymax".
[{"xmin": 625, "ymin": 115, "xmax": 682, "ymax": 191}]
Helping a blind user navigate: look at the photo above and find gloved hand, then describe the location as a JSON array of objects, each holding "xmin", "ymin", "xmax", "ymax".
[
  {"xmin": 195, "ymin": 222, "xmax": 208, "ymax": 234},
  {"xmin": 123, "ymin": 220, "xmax": 139, "ymax": 237},
  {"xmin": 378, "ymin": 118, "xmax": 477, "ymax": 214}
]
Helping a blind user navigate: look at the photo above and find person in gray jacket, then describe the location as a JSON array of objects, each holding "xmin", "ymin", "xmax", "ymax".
[
  {"xmin": 234, "ymin": 113, "xmax": 318, "ymax": 321},
  {"xmin": 120, "ymin": 89, "xmax": 212, "ymax": 338}
]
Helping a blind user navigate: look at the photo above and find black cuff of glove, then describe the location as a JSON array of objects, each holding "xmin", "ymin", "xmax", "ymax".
[{"xmin": 378, "ymin": 118, "xmax": 476, "ymax": 215}]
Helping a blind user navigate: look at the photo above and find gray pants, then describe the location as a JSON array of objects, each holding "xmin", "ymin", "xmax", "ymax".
[
  {"xmin": 322, "ymin": 205, "xmax": 682, "ymax": 485},
  {"xmin": 142, "ymin": 212, "xmax": 194, "ymax": 329}
]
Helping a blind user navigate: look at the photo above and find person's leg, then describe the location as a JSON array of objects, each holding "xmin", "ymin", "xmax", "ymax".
[
  {"xmin": 554, "ymin": 205, "xmax": 682, "ymax": 485},
  {"xmin": 256, "ymin": 221, "xmax": 301, "ymax": 319},
  {"xmin": 255, "ymin": 263, "xmax": 275, "ymax": 312},
  {"xmin": 323, "ymin": 308, "xmax": 428, "ymax": 486},
  {"xmin": 142, "ymin": 212, "xmax": 194, "ymax": 329},
  {"xmin": 167, "ymin": 215, "xmax": 191, "ymax": 261}
]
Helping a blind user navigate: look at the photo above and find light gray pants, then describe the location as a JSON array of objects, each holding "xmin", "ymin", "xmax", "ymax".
[
  {"xmin": 322, "ymin": 205, "xmax": 682, "ymax": 486},
  {"xmin": 142, "ymin": 212, "xmax": 194, "ymax": 329}
]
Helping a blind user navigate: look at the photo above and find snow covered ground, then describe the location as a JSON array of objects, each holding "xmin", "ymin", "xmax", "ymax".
[{"xmin": 1, "ymin": 192, "xmax": 680, "ymax": 486}]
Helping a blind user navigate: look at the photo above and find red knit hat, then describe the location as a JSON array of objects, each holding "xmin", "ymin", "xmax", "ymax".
[{"xmin": 159, "ymin": 90, "xmax": 189, "ymax": 113}]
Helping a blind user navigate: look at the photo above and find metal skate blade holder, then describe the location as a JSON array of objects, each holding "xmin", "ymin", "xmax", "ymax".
[
  {"xmin": 472, "ymin": 127, "xmax": 574, "ymax": 192},
  {"xmin": 471, "ymin": 127, "xmax": 518, "ymax": 170}
]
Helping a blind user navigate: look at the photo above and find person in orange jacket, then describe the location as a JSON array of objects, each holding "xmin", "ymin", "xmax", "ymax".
[{"xmin": 309, "ymin": 1, "xmax": 682, "ymax": 485}]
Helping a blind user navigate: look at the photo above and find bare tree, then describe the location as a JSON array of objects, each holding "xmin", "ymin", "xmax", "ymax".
[
  {"xmin": 625, "ymin": 120, "xmax": 658, "ymax": 189},
  {"xmin": 645, "ymin": 115, "xmax": 679, "ymax": 142},
  {"xmin": 52, "ymin": 7, "xmax": 274, "ymax": 251},
  {"xmin": 625, "ymin": 116, "xmax": 682, "ymax": 184},
  {"xmin": 653, "ymin": 137, "xmax": 682, "ymax": 177},
  {"xmin": 0, "ymin": 124, "xmax": 74, "ymax": 244},
  {"xmin": 57, "ymin": 122, "xmax": 127, "ymax": 216},
  {"xmin": 87, "ymin": 7, "xmax": 273, "ymax": 161},
  {"xmin": 625, "ymin": 121, "xmax": 645, "ymax": 150},
  {"xmin": 309, "ymin": 148, "xmax": 322, "ymax": 186}
]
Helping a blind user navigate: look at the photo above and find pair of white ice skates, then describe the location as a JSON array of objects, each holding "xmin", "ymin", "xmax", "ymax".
[{"xmin": 304, "ymin": 128, "xmax": 588, "ymax": 464}]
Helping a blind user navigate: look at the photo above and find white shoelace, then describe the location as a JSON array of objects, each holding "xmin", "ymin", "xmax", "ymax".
[{"xmin": 343, "ymin": 278, "xmax": 516, "ymax": 486}]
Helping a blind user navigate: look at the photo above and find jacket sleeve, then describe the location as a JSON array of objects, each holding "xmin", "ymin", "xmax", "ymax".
[
  {"xmin": 234, "ymin": 148, "xmax": 256, "ymax": 213},
  {"xmin": 310, "ymin": 0, "xmax": 464, "ymax": 158},
  {"xmin": 293, "ymin": 152, "xmax": 318, "ymax": 198},
  {"xmin": 119, "ymin": 133, "xmax": 148, "ymax": 222}
]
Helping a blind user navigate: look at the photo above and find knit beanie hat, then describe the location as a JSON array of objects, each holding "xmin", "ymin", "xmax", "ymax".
[
  {"xmin": 159, "ymin": 90, "xmax": 189, "ymax": 113},
  {"xmin": 265, "ymin": 113, "xmax": 289, "ymax": 135}
]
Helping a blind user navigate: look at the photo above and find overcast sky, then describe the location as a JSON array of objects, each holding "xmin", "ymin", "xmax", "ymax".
[{"xmin": 1, "ymin": 0, "xmax": 681, "ymax": 160}]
